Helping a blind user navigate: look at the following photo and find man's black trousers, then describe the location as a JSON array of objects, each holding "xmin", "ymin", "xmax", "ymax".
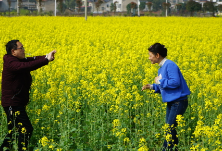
[{"xmin": 0, "ymin": 106, "xmax": 33, "ymax": 151}]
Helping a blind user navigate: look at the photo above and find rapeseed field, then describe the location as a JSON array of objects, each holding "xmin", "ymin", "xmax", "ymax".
[{"xmin": 0, "ymin": 16, "xmax": 222, "ymax": 150}]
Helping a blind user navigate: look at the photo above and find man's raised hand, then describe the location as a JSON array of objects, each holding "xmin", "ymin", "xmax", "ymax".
[{"xmin": 47, "ymin": 50, "xmax": 56, "ymax": 61}]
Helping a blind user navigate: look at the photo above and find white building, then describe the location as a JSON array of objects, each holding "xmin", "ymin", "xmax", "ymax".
[
  {"xmin": 0, "ymin": 0, "xmax": 17, "ymax": 12},
  {"xmin": 0, "ymin": 0, "xmax": 43, "ymax": 12},
  {"xmin": 88, "ymin": 0, "xmax": 138, "ymax": 13},
  {"xmin": 116, "ymin": 0, "xmax": 138, "ymax": 12},
  {"xmin": 88, "ymin": 0, "xmax": 112, "ymax": 13}
]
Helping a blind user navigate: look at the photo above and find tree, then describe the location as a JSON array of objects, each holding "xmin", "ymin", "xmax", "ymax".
[
  {"xmin": 162, "ymin": 2, "xmax": 171, "ymax": 15},
  {"xmin": 57, "ymin": 0, "xmax": 65, "ymax": 14},
  {"xmin": 17, "ymin": 0, "xmax": 22, "ymax": 15},
  {"xmin": 186, "ymin": 0, "xmax": 201, "ymax": 16},
  {"xmin": 76, "ymin": 0, "xmax": 82, "ymax": 13},
  {"xmin": 149, "ymin": 0, "xmax": 165, "ymax": 12},
  {"xmin": 7, "ymin": 0, "xmax": 11, "ymax": 16},
  {"xmin": 131, "ymin": 2, "xmax": 137, "ymax": 9},
  {"xmin": 146, "ymin": 2, "xmax": 153, "ymax": 12},
  {"xmin": 139, "ymin": 2, "xmax": 146, "ymax": 11},
  {"xmin": 126, "ymin": 2, "xmax": 138, "ymax": 15},
  {"xmin": 131, "ymin": 2, "xmax": 137, "ymax": 16},
  {"xmin": 95, "ymin": 0, "xmax": 103, "ymax": 13},
  {"xmin": 110, "ymin": 1, "xmax": 118, "ymax": 15},
  {"xmin": 64, "ymin": 0, "xmax": 76, "ymax": 10},
  {"xmin": 175, "ymin": 3, "xmax": 182, "ymax": 12},
  {"xmin": 110, "ymin": 3, "xmax": 114, "ymax": 12},
  {"xmin": 203, "ymin": 1, "xmax": 216, "ymax": 16},
  {"xmin": 36, "ymin": 0, "xmax": 43, "ymax": 14},
  {"xmin": 180, "ymin": 3, "xmax": 186, "ymax": 12},
  {"xmin": 175, "ymin": 3, "xmax": 186, "ymax": 15},
  {"xmin": 57, "ymin": 1, "xmax": 68, "ymax": 13},
  {"xmin": 126, "ymin": 3, "xmax": 131, "ymax": 14},
  {"xmin": 218, "ymin": 4, "xmax": 222, "ymax": 13}
]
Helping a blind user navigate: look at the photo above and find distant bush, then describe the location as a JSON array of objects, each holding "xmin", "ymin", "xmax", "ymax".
[
  {"xmin": 20, "ymin": 8, "xmax": 30, "ymax": 16},
  {"xmin": 49, "ymin": 11, "xmax": 54, "ymax": 16},
  {"xmin": 31, "ymin": 11, "xmax": 38, "ymax": 16}
]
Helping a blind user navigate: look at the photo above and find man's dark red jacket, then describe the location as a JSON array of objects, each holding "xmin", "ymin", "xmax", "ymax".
[{"xmin": 1, "ymin": 54, "xmax": 49, "ymax": 107}]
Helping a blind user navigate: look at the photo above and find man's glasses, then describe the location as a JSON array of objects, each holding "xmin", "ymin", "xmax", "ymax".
[{"xmin": 17, "ymin": 47, "xmax": 24, "ymax": 50}]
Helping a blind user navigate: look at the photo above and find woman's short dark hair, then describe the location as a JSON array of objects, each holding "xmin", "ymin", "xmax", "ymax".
[
  {"xmin": 5, "ymin": 40, "xmax": 19, "ymax": 55},
  {"xmin": 148, "ymin": 43, "xmax": 167, "ymax": 58}
]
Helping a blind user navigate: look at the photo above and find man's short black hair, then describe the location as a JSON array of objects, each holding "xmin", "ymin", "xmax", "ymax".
[
  {"xmin": 6, "ymin": 40, "xmax": 19, "ymax": 55},
  {"xmin": 148, "ymin": 43, "xmax": 167, "ymax": 58}
]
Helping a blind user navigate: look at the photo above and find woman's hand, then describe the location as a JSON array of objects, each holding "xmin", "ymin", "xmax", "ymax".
[
  {"xmin": 155, "ymin": 74, "xmax": 162, "ymax": 84},
  {"xmin": 155, "ymin": 76, "xmax": 159, "ymax": 83},
  {"xmin": 141, "ymin": 84, "xmax": 151, "ymax": 91}
]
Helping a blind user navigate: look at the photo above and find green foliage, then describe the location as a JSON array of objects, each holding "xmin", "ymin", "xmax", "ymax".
[
  {"xmin": 146, "ymin": 2, "xmax": 153, "ymax": 11},
  {"xmin": 110, "ymin": 3, "xmax": 114, "ymax": 12},
  {"xmin": 162, "ymin": 2, "xmax": 171, "ymax": 15},
  {"xmin": 130, "ymin": 2, "xmax": 137, "ymax": 9},
  {"xmin": 20, "ymin": 8, "xmax": 30, "ymax": 16},
  {"xmin": 110, "ymin": 2, "xmax": 117, "ymax": 13},
  {"xmin": 4, "ymin": 10, "xmax": 16, "ymax": 16},
  {"xmin": 176, "ymin": 4, "xmax": 182, "ymax": 12},
  {"xmin": 126, "ymin": 3, "xmax": 138, "ymax": 15},
  {"xmin": 31, "ymin": 10, "xmax": 38, "ymax": 16},
  {"xmin": 147, "ymin": 0, "xmax": 165, "ymax": 11},
  {"xmin": 57, "ymin": 0, "xmax": 66, "ymax": 13},
  {"xmin": 57, "ymin": 2, "xmax": 67, "ymax": 13},
  {"xmin": 76, "ymin": 0, "xmax": 82, "ymax": 13},
  {"xmin": 180, "ymin": 3, "xmax": 186, "ymax": 12},
  {"xmin": 203, "ymin": 1, "xmax": 216, "ymax": 16},
  {"xmin": 64, "ymin": 0, "xmax": 76, "ymax": 10},
  {"xmin": 186, "ymin": 0, "xmax": 201, "ymax": 16},
  {"xmin": 44, "ymin": 11, "xmax": 54, "ymax": 16},
  {"xmin": 162, "ymin": 2, "xmax": 171, "ymax": 9},
  {"xmin": 175, "ymin": 3, "xmax": 186, "ymax": 15},
  {"xmin": 218, "ymin": 4, "xmax": 222, "ymax": 12},
  {"xmin": 139, "ymin": 2, "xmax": 146, "ymax": 11},
  {"xmin": 95, "ymin": 0, "xmax": 103, "ymax": 13},
  {"xmin": 127, "ymin": 3, "xmax": 131, "ymax": 14}
]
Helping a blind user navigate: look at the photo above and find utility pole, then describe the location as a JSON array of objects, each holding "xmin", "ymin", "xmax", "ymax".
[
  {"xmin": 166, "ymin": 0, "xmax": 167, "ymax": 17},
  {"xmin": 17, "ymin": 0, "xmax": 19, "ymax": 15},
  {"xmin": 55, "ymin": 0, "xmax": 56, "ymax": 16},
  {"xmin": 138, "ymin": 0, "xmax": 140, "ymax": 16},
  {"xmin": 85, "ymin": 0, "xmax": 87, "ymax": 21}
]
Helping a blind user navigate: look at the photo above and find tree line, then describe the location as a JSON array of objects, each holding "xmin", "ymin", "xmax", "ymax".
[
  {"xmin": 132, "ymin": 0, "xmax": 221, "ymax": 17},
  {"xmin": 3, "ymin": 0, "xmax": 222, "ymax": 16}
]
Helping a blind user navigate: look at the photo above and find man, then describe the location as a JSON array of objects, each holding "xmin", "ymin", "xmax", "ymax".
[{"xmin": 0, "ymin": 40, "xmax": 56, "ymax": 151}]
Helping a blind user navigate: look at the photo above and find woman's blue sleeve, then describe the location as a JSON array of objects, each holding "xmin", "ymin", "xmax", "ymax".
[
  {"xmin": 153, "ymin": 84, "xmax": 161, "ymax": 93},
  {"xmin": 159, "ymin": 63, "xmax": 180, "ymax": 89}
]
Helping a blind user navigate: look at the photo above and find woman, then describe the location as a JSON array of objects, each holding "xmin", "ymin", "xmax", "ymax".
[{"xmin": 141, "ymin": 43, "xmax": 190, "ymax": 151}]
